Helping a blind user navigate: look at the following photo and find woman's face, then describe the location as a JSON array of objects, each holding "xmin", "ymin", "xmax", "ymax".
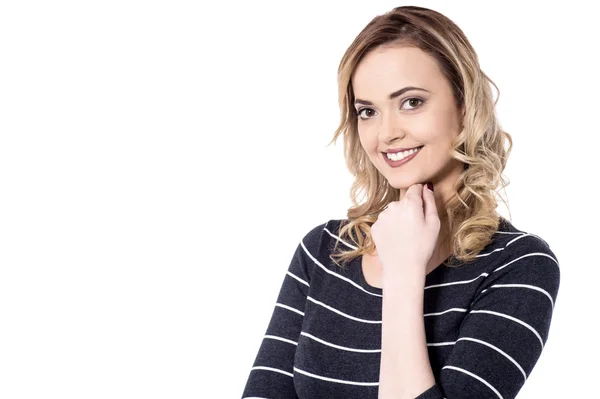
[{"xmin": 351, "ymin": 45, "xmax": 464, "ymax": 194}]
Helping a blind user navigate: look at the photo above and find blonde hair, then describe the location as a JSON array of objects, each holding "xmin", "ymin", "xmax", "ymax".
[{"xmin": 327, "ymin": 6, "xmax": 512, "ymax": 269}]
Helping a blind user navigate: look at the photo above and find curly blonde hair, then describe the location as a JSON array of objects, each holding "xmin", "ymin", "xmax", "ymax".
[{"xmin": 328, "ymin": 6, "xmax": 513, "ymax": 269}]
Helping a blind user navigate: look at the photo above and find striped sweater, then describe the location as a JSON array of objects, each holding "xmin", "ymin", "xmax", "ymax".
[{"xmin": 242, "ymin": 217, "xmax": 560, "ymax": 398}]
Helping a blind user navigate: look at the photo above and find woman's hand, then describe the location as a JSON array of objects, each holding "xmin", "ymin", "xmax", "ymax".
[{"xmin": 371, "ymin": 183, "xmax": 440, "ymax": 276}]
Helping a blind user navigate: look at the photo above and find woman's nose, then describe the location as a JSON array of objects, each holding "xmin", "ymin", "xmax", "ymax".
[{"xmin": 378, "ymin": 112, "xmax": 406, "ymax": 143}]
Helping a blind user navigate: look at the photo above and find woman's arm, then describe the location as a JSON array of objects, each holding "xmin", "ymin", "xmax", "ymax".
[
  {"xmin": 241, "ymin": 226, "xmax": 319, "ymax": 399},
  {"xmin": 378, "ymin": 267, "xmax": 436, "ymax": 399}
]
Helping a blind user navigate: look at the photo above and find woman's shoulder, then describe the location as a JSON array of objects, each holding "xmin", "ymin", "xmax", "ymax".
[
  {"xmin": 298, "ymin": 218, "xmax": 348, "ymax": 253},
  {"xmin": 294, "ymin": 218, "xmax": 362, "ymax": 271},
  {"xmin": 484, "ymin": 217, "xmax": 560, "ymax": 285},
  {"xmin": 290, "ymin": 219, "xmax": 354, "ymax": 282},
  {"xmin": 492, "ymin": 217, "xmax": 556, "ymax": 256}
]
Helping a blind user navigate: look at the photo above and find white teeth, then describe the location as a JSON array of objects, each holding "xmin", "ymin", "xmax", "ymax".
[{"xmin": 386, "ymin": 146, "xmax": 421, "ymax": 161}]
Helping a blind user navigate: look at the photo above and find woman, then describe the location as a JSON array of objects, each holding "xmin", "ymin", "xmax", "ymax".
[{"xmin": 242, "ymin": 5, "xmax": 560, "ymax": 399}]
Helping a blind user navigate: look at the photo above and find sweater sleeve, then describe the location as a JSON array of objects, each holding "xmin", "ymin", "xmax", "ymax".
[
  {"xmin": 241, "ymin": 225, "xmax": 319, "ymax": 399},
  {"xmin": 416, "ymin": 237, "xmax": 561, "ymax": 399}
]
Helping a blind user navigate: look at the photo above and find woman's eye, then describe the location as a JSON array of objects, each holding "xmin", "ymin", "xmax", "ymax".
[
  {"xmin": 402, "ymin": 98, "xmax": 424, "ymax": 110},
  {"xmin": 357, "ymin": 108, "xmax": 375, "ymax": 120}
]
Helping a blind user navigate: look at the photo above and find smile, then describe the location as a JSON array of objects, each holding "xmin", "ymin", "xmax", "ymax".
[{"xmin": 382, "ymin": 145, "xmax": 423, "ymax": 167}]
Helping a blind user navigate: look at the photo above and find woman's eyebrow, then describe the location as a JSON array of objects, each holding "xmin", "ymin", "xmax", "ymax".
[{"xmin": 354, "ymin": 86, "xmax": 430, "ymax": 106}]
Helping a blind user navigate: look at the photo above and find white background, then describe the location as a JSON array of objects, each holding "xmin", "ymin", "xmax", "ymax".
[{"xmin": 0, "ymin": 0, "xmax": 598, "ymax": 398}]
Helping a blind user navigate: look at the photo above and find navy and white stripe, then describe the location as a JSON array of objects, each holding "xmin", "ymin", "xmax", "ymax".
[{"xmin": 242, "ymin": 217, "xmax": 560, "ymax": 399}]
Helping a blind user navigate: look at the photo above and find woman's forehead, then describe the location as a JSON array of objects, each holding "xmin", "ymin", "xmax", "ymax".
[{"xmin": 352, "ymin": 47, "xmax": 444, "ymax": 98}]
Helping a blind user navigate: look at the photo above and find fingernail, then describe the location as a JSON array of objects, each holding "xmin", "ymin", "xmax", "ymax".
[{"xmin": 426, "ymin": 182, "xmax": 434, "ymax": 192}]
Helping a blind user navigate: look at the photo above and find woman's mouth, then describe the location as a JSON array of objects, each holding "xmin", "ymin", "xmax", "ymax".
[{"xmin": 382, "ymin": 145, "xmax": 424, "ymax": 168}]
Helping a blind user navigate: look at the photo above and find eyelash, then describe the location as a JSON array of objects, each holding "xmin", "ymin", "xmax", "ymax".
[{"xmin": 356, "ymin": 97, "xmax": 425, "ymax": 120}]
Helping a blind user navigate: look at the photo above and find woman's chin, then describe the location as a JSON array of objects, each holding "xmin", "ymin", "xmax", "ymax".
[{"xmin": 385, "ymin": 175, "xmax": 426, "ymax": 190}]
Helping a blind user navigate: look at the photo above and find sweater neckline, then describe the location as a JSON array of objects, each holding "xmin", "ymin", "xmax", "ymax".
[{"xmin": 354, "ymin": 253, "xmax": 451, "ymax": 294}]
